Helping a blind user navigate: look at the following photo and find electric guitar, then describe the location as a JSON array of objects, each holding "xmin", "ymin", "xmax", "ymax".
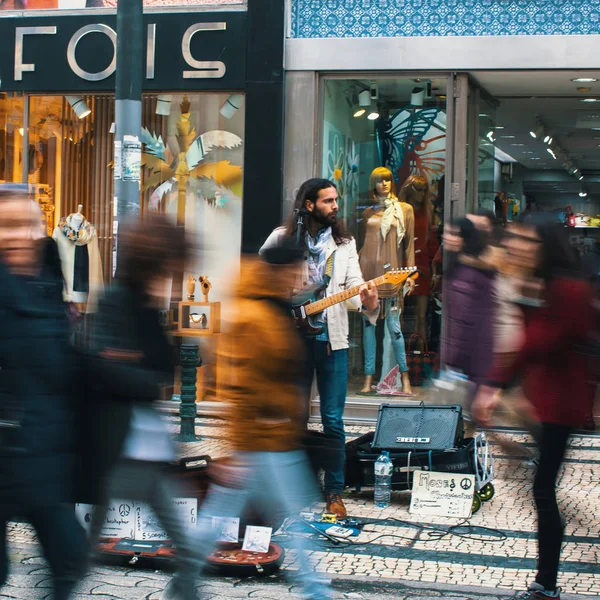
[{"xmin": 291, "ymin": 268, "xmax": 419, "ymax": 337}]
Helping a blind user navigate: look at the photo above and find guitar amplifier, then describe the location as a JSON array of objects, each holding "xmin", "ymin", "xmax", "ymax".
[{"xmin": 372, "ymin": 404, "xmax": 463, "ymax": 452}]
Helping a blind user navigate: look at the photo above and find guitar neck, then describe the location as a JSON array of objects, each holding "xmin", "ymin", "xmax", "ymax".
[{"xmin": 304, "ymin": 275, "xmax": 387, "ymax": 316}]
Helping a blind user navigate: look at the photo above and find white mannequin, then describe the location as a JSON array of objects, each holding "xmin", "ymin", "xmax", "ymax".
[
  {"xmin": 52, "ymin": 205, "xmax": 104, "ymax": 312},
  {"xmin": 70, "ymin": 205, "xmax": 84, "ymax": 231}
]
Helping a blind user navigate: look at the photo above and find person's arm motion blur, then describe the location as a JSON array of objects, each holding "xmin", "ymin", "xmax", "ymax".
[{"xmin": 87, "ymin": 295, "xmax": 169, "ymax": 401}]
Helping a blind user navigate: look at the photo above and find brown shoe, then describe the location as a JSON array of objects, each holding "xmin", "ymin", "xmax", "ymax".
[{"xmin": 325, "ymin": 492, "xmax": 347, "ymax": 519}]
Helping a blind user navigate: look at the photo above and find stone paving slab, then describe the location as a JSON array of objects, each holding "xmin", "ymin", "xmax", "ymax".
[
  {"xmin": 4, "ymin": 420, "xmax": 599, "ymax": 598},
  {"xmin": 0, "ymin": 545, "xmax": 593, "ymax": 600}
]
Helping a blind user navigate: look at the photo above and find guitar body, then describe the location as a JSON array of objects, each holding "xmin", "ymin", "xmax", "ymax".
[
  {"xmin": 291, "ymin": 300, "xmax": 325, "ymax": 337},
  {"xmin": 291, "ymin": 283, "xmax": 327, "ymax": 337}
]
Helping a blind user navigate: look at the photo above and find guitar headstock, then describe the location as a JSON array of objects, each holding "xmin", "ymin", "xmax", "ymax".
[{"xmin": 382, "ymin": 267, "xmax": 419, "ymax": 286}]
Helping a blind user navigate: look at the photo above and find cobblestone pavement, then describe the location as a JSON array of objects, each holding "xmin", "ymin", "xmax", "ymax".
[{"xmin": 3, "ymin": 419, "xmax": 599, "ymax": 599}]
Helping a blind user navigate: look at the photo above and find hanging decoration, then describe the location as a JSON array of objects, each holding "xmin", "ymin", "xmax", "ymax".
[
  {"xmin": 376, "ymin": 106, "xmax": 444, "ymax": 184},
  {"xmin": 141, "ymin": 96, "xmax": 243, "ymax": 221}
]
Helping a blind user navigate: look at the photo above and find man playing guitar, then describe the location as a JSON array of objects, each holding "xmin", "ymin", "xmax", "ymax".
[{"xmin": 260, "ymin": 178, "xmax": 380, "ymax": 518}]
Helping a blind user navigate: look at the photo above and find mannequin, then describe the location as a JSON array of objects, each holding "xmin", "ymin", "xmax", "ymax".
[
  {"xmin": 359, "ymin": 167, "xmax": 415, "ymax": 395},
  {"xmin": 52, "ymin": 204, "xmax": 104, "ymax": 313},
  {"xmin": 399, "ymin": 175, "xmax": 438, "ymax": 347}
]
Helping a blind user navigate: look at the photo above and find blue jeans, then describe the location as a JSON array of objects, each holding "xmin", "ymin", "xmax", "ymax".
[
  {"xmin": 363, "ymin": 299, "xmax": 408, "ymax": 375},
  {"xmin": 304, "ymin": 340, "xmax": 347, "ymax": 494},
  {"xmin": 194, "ymin": 451, "xmax": 331, "ymax": 600}
]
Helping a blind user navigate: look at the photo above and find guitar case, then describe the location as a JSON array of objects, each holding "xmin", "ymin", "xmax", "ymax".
[{"xmin": 95, "ymin": 455, "xmax": 285, "ymax": 575}]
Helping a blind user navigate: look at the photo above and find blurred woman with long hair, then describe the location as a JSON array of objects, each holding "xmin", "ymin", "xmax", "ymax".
[
  {"xmin": 85, "ymin": 215, "xmax": 200, "ymax": 600},
  {"xmin": 473, "ymin": 215, "xmax": 595, "ymax": 600}
]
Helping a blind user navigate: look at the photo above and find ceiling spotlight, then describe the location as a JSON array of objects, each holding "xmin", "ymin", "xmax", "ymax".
[
  {"xmin": 367, "ymin": 106, "xmax": 380, "ymax": 121},
  {"xmin": 547, "ymin": 148, "xmax": 557, "ymax": 159},
  {"xmin": 410, "ymin": 87, "xmax": 425, "ymax": 107},
  {"xmin": 530, "ymin": 123, "xmax": 544, "ymax": 138},
  {"xmin": 66, "ymin": 96, "xmax": 91, "ymax": 119},
  {"xmin": 581, "ymin": 98, "xmax": 600, "ymax": 103},
  {"xmin": 571, "ymin": 78, "xmax": 598, "ymax": 83},
  {"xmin": 353, "ymin": 106, "xmax": 366, "ymax": 118},
  {"xmin": 579, "ymin": 174, "xmax": 585, "ymax": 180},
  {"xmin": 358, "ymin": 89, "xmax": 371, "ymax": 108},
  {"xmin": 156, "ymin": 95, "xmax": 173, "ymax": 116},
  {"xmin": 544, "ymin": 135, "xmax": 553, "ymax": 144},
  {"xmin": 486, "ymin": 130, "xmax": 495, "ymax": 142},
  {"xmin": 219, "ymin": 94, "xmax": 244, "ymax": 119},
  {"xmin": 494, "ymin": 126, "xmax": 505, "ymax": 130},
  {"xmin": 579, "ymin": 191, "xmax": 588, "ymax": 197},
  {"xmin": 500, "ymin": 135, "xmax": 516, "ymax": 139}
]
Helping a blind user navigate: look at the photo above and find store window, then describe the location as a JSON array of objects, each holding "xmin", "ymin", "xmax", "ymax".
[
  {"xmin": 320, "ymin": 76, "xmax": 447, "ymax": 395},
  {"xmin": 0, "ymin": 91, "xmax": 245, "ymax": 309}
]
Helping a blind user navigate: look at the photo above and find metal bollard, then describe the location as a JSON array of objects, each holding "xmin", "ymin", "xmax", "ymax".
[{"xmin": 176, "ymin": 343, "xmax": 200, "ymax": 442}]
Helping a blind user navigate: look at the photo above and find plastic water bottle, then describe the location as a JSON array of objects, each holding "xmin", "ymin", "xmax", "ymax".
[{"xmin": 374, "ymin": 450, "xmax": 393, "ymax": 508}]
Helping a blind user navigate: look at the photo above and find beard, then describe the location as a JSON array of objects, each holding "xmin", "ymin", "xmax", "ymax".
[{"xmin": 312, "ymin": 206, "xmax": 337, "ymax": 228}]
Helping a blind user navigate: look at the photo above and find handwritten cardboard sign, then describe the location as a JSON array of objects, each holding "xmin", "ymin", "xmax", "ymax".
[
  {"xmin": 410, "ymin": 471, "xmax": 475, "ymax": 519},
  {"xmin": 76, "ymin": 498, "xmax": 197, "ymax": 541}
]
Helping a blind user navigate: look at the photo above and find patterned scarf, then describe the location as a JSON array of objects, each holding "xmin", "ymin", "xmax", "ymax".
[
  {"xmin": 305, "ymin": 226, "xmax": 333, "ymax": 285},
  {"xmin": 380, "ymin": 196, "xmax": 405, "ymax": 247},
  {"xmin": 58, "ymin": 215, "xmax": 96, "ymax": 246}
]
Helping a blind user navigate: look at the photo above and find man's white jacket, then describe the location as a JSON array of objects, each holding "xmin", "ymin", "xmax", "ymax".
[{"xmin": 260, "ymin": 227, "xmax": 377, "ymax": 351}]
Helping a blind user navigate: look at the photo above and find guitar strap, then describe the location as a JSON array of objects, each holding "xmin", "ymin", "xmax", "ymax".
[{"xmin": 323, "ymin": 250, "xmax": 336, "ymax": 285}]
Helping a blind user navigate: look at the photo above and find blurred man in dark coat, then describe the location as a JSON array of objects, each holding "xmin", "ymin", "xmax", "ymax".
[{"xmin": 0, "ymin": 184, "xmax": 88, "ymax": 599}]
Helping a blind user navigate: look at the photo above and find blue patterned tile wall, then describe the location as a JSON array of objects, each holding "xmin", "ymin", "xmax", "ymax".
[{"xmin": 291, "ymin": 1, "xmax": 600, "ymax": 38}]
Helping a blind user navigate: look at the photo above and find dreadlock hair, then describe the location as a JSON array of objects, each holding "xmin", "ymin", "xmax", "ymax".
[{"xmin": 284, "ymin": 178, "xmax": 353, "ymax": 245}]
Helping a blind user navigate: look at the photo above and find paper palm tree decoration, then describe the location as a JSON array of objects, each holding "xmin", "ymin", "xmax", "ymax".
[{"xmin": 141, "ymin": 96, "xmax": 243, "ymax": 224}]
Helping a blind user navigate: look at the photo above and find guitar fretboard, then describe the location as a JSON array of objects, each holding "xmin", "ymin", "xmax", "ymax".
[{"xmin": 304, "ymin": 274, "xmax": 391, "ymax": 316}]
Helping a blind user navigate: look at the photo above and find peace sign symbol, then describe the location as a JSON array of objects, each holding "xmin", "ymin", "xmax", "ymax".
[{"xmin": 460, "ymin": 478, "xmax": 473, "ymax": 491}]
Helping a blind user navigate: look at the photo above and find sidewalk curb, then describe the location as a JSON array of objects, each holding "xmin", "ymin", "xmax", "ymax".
[{"xmin": 329, "ymin": 574, "xmax": 590, "ymax": 599}]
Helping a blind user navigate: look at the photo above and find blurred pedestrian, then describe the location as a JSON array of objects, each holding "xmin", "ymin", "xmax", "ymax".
[
  {"xmin": 442, "ymin": 217, "xmax": 495, "ymax": 423},
  {"xmin": 473, "ymin": 215, "xmax": 595, "ymax": 600},
  {"xmin": 193, "ymin": 244, "xmax": 332, "ymax": 600},
  {"xmin": 84, "ymin": 215, "xmax": 200, "ymax": 600},
  {"xmin": 0, "ymin": 184, "xmax": 88, "ymax": 599}
]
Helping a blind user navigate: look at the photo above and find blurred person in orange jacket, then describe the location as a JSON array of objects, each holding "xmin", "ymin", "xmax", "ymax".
[{"xmin": 191, "ymin": 242, "xmax": 332, "ymax": 600}]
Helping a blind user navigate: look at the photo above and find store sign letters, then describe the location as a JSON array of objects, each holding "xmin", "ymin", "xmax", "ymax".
[{"xmin": 15, "ymin": 22, "xmax": 227, "ymax": 82}]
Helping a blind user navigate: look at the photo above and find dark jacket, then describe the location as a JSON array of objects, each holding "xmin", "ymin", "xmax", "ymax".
[
  {"xmin": 443, "ymin": 257, "xmax": 495, "ymax": 382},
  {"xmin": 80, "ymin": 283, "xmax": 174, "ymax": 502},
  {"xmin": 0, "ymin": 262, "xmax": 79, "ymax": 508}
]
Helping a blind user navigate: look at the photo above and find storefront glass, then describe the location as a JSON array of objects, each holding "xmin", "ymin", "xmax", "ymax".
[
  {"xmin": 0, "ymin": 91, "xmax": 245, "ymax": 304},
  {"xmin": 320, "ymin": 76, "xmax": 447, "ymax": 394}
]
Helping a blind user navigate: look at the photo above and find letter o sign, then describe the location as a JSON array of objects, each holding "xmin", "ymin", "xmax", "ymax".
[{"xmin": 67, "ymin": 24, "xmax": 117, "ymax": 82}]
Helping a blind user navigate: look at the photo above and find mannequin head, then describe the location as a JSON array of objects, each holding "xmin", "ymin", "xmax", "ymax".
[
  {"xmin": 370, "ymin": 167, "xmax": 396, "ymax": 201},
  {"xmin": 399, "ymin": 175, "xmax": 432, "ymax": 222}
]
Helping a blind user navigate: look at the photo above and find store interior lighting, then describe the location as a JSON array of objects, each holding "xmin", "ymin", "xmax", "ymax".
[
  {"xmin": 367, "ymin": 103, "xmax": 380, "ymax": 121},
  {"xmin": 579, "ymin": 190, "xmax": 588, "ymax": 197},
  {"xmin": 529, "ymin": 122, "xmax": 544, "ymax": 138},
  {"xmin": 410, "ymin": 87, "xmax": 425, "ymax": 107},
  {"xmin": 155, "ymin": 95, "xmax": 173, "ymax": 116},
  {"xmin": 358, "ymin": 89, "xmax": 371, "ymax": 108},
  {"xmin": 66, "ymin": 96, "xmax": 91, "ymax": 119},
  {"xmin": 219, "ymin": 94, "xmax": 244, "ymax": 119}
]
